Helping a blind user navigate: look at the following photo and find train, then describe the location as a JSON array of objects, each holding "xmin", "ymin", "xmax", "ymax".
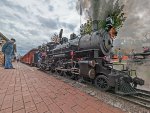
[
  {"xmin": 22, "ymin": 21, "xmax": 144, "ymax": 95},
  {"xmin": 21, "ymin": 49, "xmax": 38, "ymax": 66}
]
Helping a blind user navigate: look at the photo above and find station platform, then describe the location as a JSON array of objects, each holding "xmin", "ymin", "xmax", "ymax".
[{"xmin": 0, "ymin": 63, "xmax": 125, "ymax": 113}]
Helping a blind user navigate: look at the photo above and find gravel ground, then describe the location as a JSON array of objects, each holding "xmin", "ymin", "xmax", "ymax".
[{"xmin": 46, "ymin": 71, "xmax": 150, "ymax": 113}]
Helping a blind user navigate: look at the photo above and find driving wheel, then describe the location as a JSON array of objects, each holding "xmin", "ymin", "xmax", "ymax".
[{"xmin": 95, "ymin": 75, "xmax": 110, "ymax": 91}]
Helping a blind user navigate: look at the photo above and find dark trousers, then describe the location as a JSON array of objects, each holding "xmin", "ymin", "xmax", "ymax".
[{"xmin": 119, "ymin": 57, "xmax": 122, "ymax": 63}]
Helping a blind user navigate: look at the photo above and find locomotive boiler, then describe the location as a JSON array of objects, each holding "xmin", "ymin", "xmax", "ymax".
[
  {"xmin": 39, "ymin": 21, "xmax": 144, "ymax": 95},
  {"xmin": 52, "ymin": 21, "xmax": 113, "ymax": 57}
]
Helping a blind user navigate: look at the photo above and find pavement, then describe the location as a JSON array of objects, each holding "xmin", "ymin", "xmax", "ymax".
[{"xmin": 0, "ymin": 63, "xmax": 126, "ymax": 113}]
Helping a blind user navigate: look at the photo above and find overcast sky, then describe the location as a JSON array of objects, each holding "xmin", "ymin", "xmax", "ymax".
[
  {"xmin": 0, "ymin": 0, "xmax": 150, "ymax": 55},
  {"xmin": 118, "ymin": 0, "xmax": 150, "ymax": 40},
  {"xmin": 0, "ymin": 0, "xmax": 82, "ymax": 55}
]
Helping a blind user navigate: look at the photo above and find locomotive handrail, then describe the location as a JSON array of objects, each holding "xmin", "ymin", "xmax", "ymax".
[
  {"xmin": 75, "ymin": 49, "xmax": 99, "ymax": 53},
  {"xmin": 104, "ymin": 63, "xmax": 113, "ymax": 67},
  {"xmin": 48, "ymin": 51, "xmax": 71, "ymax": 56}
]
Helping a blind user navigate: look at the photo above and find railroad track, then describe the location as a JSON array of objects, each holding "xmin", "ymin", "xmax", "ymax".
[
  {"xmin": 108, "ymin": 89, "xmax": 150, "ymax": 109},
  {"xmin": 116, "ymin": 95, "xmax": 150, "ymax": 109}
]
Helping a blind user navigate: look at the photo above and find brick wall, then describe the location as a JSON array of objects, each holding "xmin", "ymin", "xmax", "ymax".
[{"xmin": 0, "ymin": 52, "xmax": 4, "ymax": 66}]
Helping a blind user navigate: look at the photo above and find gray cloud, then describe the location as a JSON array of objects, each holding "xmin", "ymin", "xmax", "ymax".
[
  {"xmin": 118, "ymin": 0, "xmax": 150, "ymax": 39},
  {"xmin": 37, "ymin": 16, "xmax": 58, "ymax": 29},
  {"xmin": 0, "ymin": 0, "xmax": 28, "ymax": 14},
  {"xmin": 68, "ymin": 0, "xmax": 76, "ymax": 10},
  {"xmin": 37, "ymin": 15, "xmax": 76, "ymax": 31},
  {"xmin": 44, "ymin": 0, "xmax": 51, "ymax": 3},
  {"xmin": 28, "ymin": 30, "xmax": 40, "ymax": 36},
  {"xmin": 9, "ymin": 23, "xmax": 18, "ymax": 30},
  {"xmin": 60, "ymin": 22, "xmax": 76, "ymax": 31},
  {"xmin": 48, "ymin": 5, "xmax": 54, "ymax": 11}
]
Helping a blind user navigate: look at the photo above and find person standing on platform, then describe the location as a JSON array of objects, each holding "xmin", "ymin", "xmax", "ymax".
[
  {"xmin": 129, "ymin": 49, "xmax": 135, "ymax": 59},
  {"xmin": 37, "ymin": 50, "xmax": 42, "ymax": 68},
  {"xmin": 2, "ymin": 38, "xmax": 16, "ymax": 69},
  {"xmin": 117, "ymin": 48, "xmax": 123, "ymax": 63},
  {"xmin": 16, "ymin": 54, "xmax": 20, "ymax": 63}
]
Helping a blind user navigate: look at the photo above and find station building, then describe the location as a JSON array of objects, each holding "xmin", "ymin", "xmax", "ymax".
[{"xmin": 0, "ymin": 32, "xmax": 9, "ymax": 66}]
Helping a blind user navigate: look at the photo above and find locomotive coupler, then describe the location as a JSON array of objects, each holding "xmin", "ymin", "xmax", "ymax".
[{"xmin": 132, "ymin": 77, "xmax": 144, "ymax": 87}]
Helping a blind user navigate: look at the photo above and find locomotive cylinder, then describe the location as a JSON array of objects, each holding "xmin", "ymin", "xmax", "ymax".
[{"xmin": 88, "ymin": 69, "xmax": 96, "ymax": 79}]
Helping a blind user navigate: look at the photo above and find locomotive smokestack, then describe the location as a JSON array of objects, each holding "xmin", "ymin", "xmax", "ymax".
[{"xmin": 92, "ymin": 20, "xmax": 98, "ymax": 31}]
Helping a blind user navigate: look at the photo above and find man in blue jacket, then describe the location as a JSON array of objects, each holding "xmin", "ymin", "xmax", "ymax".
[
  {"xmin": 2, "ymin": 38, "xmax": 16, "ymax": 69},
  {"xmin": 117, "ymin": 48, "xmax": 123, "ymax": 63}
]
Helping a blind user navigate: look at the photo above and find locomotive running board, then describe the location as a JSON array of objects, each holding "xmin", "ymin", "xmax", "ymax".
[
  {"xmin": 55, "ymin": 68, "xmax": 80, "ymax": 75},
  {"xmin": 55, "ymin": 68, "xmax": 71, "ymax": 72}
]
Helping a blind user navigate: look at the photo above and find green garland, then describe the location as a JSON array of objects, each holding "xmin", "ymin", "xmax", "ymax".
[{"xmin": 80, "ymin": 0, "xmax": 126, "ymax": 35}]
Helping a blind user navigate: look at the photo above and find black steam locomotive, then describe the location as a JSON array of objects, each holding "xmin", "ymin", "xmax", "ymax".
[{"xmin": 39, "ymin": 21, "xmax": 144, "ymax": 95}]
